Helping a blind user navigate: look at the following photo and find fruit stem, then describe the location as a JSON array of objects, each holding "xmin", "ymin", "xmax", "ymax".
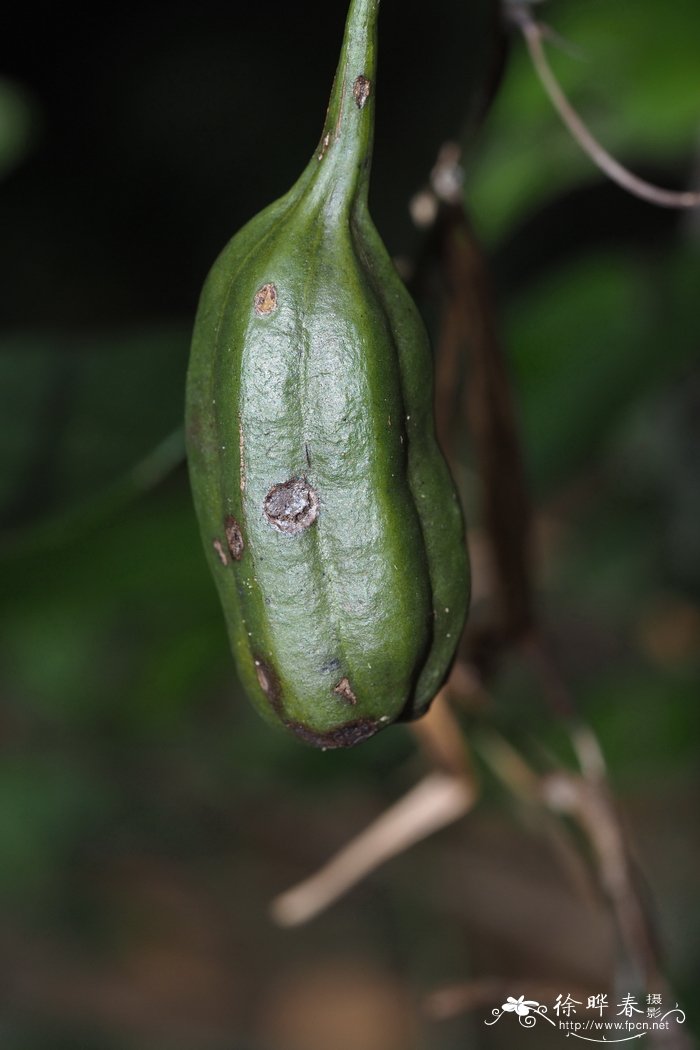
[{"xmin": 313, "ymin": 0, "xmax": 380, "ymax": 215}]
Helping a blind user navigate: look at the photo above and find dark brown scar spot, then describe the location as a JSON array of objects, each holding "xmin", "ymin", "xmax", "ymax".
[
  {"xmin": 333, "ymin": 677, "xmax": 357, "ymax": 706},
  {"xmin": 254, "ymin": 657, "xmax": 284, "ymax": 718},
  {"xmin": 284, "ymin": 718, "xmax": 381, "ymax": 750},
  {"xmin": 224, "ymin": 515, "xmax": 244, "ymax": 560},
  {"xmin": 254, "ymin": 283, "xmax": 277, "ymax": 316},
  {"xmin": 263, "ymin": 477, "xmax": 319, "ymax": 536},
  {"xmin": 212, "ymin": 539, "xmax": 228, "ymax": 566},
  {"xmin": 353, "ymin": 75, "xmax": 371, "ymax": 109}
]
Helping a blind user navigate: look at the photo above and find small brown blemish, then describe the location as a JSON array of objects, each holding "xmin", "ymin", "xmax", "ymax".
[
  {"xmin": 254, "ymin": 283, "xmax": 277, "ymax": 316},
  {"xmin": 254, "ymin": 656, "xmax": 284, "ymax": 718},
  {"xmin": 285, "ymin": 718, "xmax": 380, "ymax": 749},
  {"xmin": 224, "ymin": 515, "xmax": 244, "ymax": 560},
  {"xmin": 333, "ymin": 677, "xmax": 357, "ymax": 706},
  {"xmin": 263, "ymin": 477, "xmax": 319, "ymax": 536},
  {"xmin": 353, "ymin": 75, "xmax": 371, "ymax": 109},
  {"xmin": 212, "ymin": 539, "xmax": 228, "ymax": 566}
]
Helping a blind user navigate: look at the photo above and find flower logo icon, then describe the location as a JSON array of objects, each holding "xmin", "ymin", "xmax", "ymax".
[
  {"xmin": 502, "ymin": 995, "xmax": 540, "ymax": 1017},
  {"xmin": 485, "ymin": 994, "xmax": 552, "ymax": 1028}
]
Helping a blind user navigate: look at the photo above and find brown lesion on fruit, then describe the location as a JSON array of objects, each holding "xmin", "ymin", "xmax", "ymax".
[
  {"xmin": 254, "ymin": 283, "xmax": 277, "ymax": 316},
  {"xmin": 263, "ymin": 477, "xmax": 319, "ymax": 535},
  {"xmin": 353, "ymin": 75, "xmax": 371, "ymax": 109},
  {"xmin": 254, "ymin": 656, "xmax": 284, "ymax": 719},
  {"xmin": 212, "ymin": 539, "xmax": 228, "ymax": 566},
  {"xmin": 285, "ymin": 717, "xmax": 381, "ymax": 750},
  {"xmin": 224, "ymin": 515, "xmax": 244, "ymax": 560},
  {"xmin": 333, "ymin": 677, "xmax": 357, "ymax": 706}
]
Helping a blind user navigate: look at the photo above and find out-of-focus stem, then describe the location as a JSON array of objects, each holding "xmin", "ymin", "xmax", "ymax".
[{"xmin": 510, "ymin": 3, "xmax": 700, "ymax": 209}]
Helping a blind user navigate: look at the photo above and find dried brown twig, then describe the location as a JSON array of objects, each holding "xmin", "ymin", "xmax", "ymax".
[
  {"xmin": 270, "ymin": 692, "xmax": 478, "ymax": 927},
  {"xmin": 270, "ymin": 772, "xmax": 475, "ymax": 927},
  {"xmin": 542, "ymin": 771, "xmax": 664, "ymax": 992}
]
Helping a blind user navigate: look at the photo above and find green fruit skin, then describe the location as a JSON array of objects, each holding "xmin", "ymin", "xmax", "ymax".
[{"xmin": 185, "ymin": 0, "xmax": 469, "ymax": 748}]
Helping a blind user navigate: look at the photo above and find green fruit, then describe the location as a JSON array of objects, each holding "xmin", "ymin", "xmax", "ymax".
[{"xmin": 186, "ymin": 0, "xmax": 469, "ymax": 748}]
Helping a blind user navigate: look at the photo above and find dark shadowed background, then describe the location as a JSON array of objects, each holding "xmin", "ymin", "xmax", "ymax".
[{"xmin": 1, "ymin": 1, "xmax": 699, "ymax": 1048}]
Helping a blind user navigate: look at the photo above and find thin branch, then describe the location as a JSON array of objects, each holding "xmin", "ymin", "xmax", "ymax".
[
  {"xmin": 269, "ymin": 771, "xmax": 475, "ymax": 927},
  {"xmin": 509, "ymin": 4, "xmax": 700, "ymax": 209},
  {"xmin": 475, "ymin": 727, "xmax": 682, "ymax": 1010},
  {"xmin": 408, "ymin": 687, "xmax": 478, "ymax": 782},
  {"xmin": 438, "ymin": 201, "xmax": 535, "ymax": 647},
  {"xmin": 541, "ymin": 771, "xmax": 666, "ymax": 992}
]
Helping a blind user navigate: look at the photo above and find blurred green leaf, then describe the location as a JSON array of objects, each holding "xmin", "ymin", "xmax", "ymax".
[
  {"xmin": 585, "ymin": 667, "xmax": 700, "ymax": 784},
  {"xmin": 0, "ymin": 753, "xmax": 115, "ymax": 899},
  {"xmin": 0, "ymin": 78, "xmax": 35, "ymax": 178},
  {"xmin": 0, "ymin": 327, "xmax": 188, "ymax": 542},
  {"xmin": 503, "ymin": 245, "xmax": 700, "ymax": 491}
]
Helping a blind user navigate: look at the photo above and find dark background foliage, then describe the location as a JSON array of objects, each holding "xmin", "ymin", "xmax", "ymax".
[{"xmin": 1, "ymin": 1, "xmax": 698, "ymax": 1048}]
